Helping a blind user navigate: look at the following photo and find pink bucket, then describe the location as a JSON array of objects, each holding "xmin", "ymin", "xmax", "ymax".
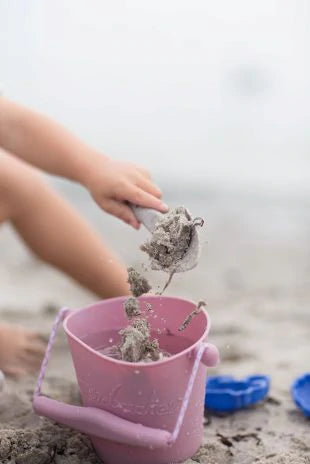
[{"xmin": 33, "ymin": 296, "xmax": 219, "ymax": 464}]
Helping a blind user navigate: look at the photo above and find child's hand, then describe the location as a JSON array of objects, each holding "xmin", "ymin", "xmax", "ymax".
[
  {"xmin": 84, "ymin": 157, "xmax": 168, "ymax": 229},
  {"xmin": 0, "ymin": 324, "xmax": 46, "ymax": 377},
  {"xmin": 0, "ymin": 99, "xmax": 168, "ymax": 229}
]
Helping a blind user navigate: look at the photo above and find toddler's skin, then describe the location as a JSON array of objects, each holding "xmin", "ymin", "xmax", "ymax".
[{"xmin": 0, "ymin": 97, "xmax": 168, "ymax": 377}]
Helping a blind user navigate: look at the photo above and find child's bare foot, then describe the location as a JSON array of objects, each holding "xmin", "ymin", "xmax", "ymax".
[{"xmin": 0, "ymin": 324, "xmax": 46, "ymax": 377}]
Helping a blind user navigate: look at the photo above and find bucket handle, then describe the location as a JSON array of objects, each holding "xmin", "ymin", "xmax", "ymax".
[{"xmin": 33, "ymin": 307, "xmax": 219, "ymax": 449}]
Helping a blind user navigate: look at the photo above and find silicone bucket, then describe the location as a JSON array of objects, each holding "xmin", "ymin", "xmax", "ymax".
[{"xmin": 33, "ymin": 296, "xmax": 219, "ymax": 464}]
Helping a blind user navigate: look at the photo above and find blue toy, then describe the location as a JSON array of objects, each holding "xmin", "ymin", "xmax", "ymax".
[
  {"xmin": 205, "ymin": 375, "xmax": 270, "ymax": 412},
  {"xmin": 291, "ymin": 373, "xmax": 310, "ymax": 417}
]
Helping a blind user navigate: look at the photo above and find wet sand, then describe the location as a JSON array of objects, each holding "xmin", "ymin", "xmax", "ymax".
[{"xmin": 0, "ymin": 187, "xmax": 309, "ymax": 463}]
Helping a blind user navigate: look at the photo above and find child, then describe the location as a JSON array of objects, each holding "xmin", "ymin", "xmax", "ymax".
[{"xmin": 0, "ymin": 97, "xmax": 168, "ymax": 377}]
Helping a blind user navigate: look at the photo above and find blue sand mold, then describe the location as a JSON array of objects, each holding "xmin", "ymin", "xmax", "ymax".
[
  {"xmin": 205, "ymin": 375, "xmax": 270, "ymax": 412},
  {"xmin": 291, "ymin": 373, "xmax": 310, "ymax": 418}
]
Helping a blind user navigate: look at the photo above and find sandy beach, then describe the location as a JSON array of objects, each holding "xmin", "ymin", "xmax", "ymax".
[{"xmin": 0, "ymin": 186, "xmax": 309, "ymax": 464}]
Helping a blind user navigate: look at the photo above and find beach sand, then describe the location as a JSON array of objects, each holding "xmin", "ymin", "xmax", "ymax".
[{"xmin": 0, "ymin": 187, "xmax": 309, "ymax": 463}]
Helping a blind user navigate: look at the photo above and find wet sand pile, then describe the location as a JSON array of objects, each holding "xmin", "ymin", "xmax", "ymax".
[
  {"xmin": 0, "ymin": 423, "xmax": 101, "ymax": 464},
  {"xmin": 0, "ymin": 375, "xmax": 101, "ymax": 464}
]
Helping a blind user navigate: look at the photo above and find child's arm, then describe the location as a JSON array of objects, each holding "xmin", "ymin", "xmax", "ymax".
[{"xmin": 0, "ymin": 97, "xmax": 167, "ymax": 228}]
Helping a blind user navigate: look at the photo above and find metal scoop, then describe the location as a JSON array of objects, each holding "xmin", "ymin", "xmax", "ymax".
[{"xmin": 130, "ymin": 205, "xmax": 202, "ymax": 273}]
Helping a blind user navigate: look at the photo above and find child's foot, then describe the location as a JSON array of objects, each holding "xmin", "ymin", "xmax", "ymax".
[{"xmin": 0, "ymin": 324, "xmax": 46, "ymax": 377}]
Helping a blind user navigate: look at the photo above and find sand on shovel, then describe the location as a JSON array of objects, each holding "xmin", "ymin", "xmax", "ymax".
[
  {"xmin": 141, "ymin": 206, "xmax": 204, "ymax": 293},
  {"xmin": 127, "ymin": 266, "xmax": 152, "ymax": 297},
  {"xmin": 140, "ymin": 206, "xmax": 203, "ymax": 273}
]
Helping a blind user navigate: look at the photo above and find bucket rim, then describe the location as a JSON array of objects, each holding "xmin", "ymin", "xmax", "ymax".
[{"xmin": 63, "ymin": 295, "xmax": 210, "ymax": 368}]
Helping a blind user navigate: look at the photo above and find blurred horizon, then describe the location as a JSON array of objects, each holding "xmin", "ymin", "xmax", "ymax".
[{"xmin": 1, "ymin": 0, "xmax": 309, "ymax": 196}]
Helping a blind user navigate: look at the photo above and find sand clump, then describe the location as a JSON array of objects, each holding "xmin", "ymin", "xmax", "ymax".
[
  {"xmin": 108, "ymin": 268, "xmax": 163, "ymax": 363},
  {"xmin": 123, "ymin": 297, "xmax": 141, "ymax": 319},
  {"xmin": 0, "ymin": 381, "xmax": 100, "ymax": 464},
  {"xmin": 106, "ymin": 310, "xmax": 165, "ymax": 363},
  {"xmin": 119, "ymin": 319, "xmax": 163, "ymax": 363},
  {"xmin": 118, "ymin": 268, "xmax": 157, "ymax": 362},
  {"xmin": 179, "ymin": 301, "xmax": 207, "ymax": 331},
  {"xmin": 190, "ymin": 441, "xmax": 233, "ymax": 464},
  {"xmin": 140, "ymin": 206, "xmax": 203, "ymax": 272},
  {"xmin": 119, "ymin": 325, "xmax": 147, "ymax": 362},
  {"xmin": 131, "ymin": 317, "xmax": 150, "ymax": 337},
  {"xmin": 127, "ymin": 266, "xmax": 151, "ymax": 297},
  {"xmin": 0, "ymin": 425, "xmax": 101, "ymax": 464}
]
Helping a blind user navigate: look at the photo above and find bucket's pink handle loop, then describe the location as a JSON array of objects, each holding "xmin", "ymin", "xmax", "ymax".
[
  {"xmin": 34, "ymin": 396, "xmax": 170, "ymax": 448},
  {"xmin": 168, "ymin": 342, "xmax": 219, "ymax": 445}
]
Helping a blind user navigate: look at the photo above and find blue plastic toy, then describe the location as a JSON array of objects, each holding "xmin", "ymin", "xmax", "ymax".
[
  {"xmin": 291, "ymin": 373, "xmax": 310, "ymax": 417},
  {"xmin": 205, "ymin": 375, "xmax": 270, "ymax": 412}
]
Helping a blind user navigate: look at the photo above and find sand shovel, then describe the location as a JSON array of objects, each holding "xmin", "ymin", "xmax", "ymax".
[{"xmin": 130, "ymin": 205, "xmax": 202, "ymax": 273}]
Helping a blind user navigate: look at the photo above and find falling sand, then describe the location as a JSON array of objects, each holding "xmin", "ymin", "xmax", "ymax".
[
  {"xmin": 108, "ymin": 268, "xmax": 164, "ymax": 362},
  {"xmin": 123, "ymin": 297, "xmax": 141, "ymax": 319},
  {"xmin": 119, "ymin": 319, "xmax": 164, "ymax": 363},
  {"xmin": 0, "ymin": 422, "xmax": 100, "ymax": 464},
  {"xmin": 105, "ymin": 207, "xmax": 205, "ymax": 363},
  {"xmin": 127, "ymin": 266, "xmax": 152, "ymax": 297},
  {"xmin": 104, "ymin": 301, "xmax": 167, "ymax": 363}
]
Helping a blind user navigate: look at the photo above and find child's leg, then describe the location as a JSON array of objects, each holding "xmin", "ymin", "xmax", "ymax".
[
  {"xmin": 0, "ymin": 149, "xmax": 130, "ymax": 298},
  {"xmin": 0, "ymin": 161, "xmax": 47, "ymax": 376},
  {"xmin": 0, "ymin": 149, "xmax": 130, "ymax": 376}
]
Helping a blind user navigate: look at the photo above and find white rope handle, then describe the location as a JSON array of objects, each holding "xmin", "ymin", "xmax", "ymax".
[
  {"xmin": 169, "ymin": 342, "xmax": 206, "ymax": 444},
  {"xmin": 34, "ymin": 307, "xmax": 69, "ymax": 398}
]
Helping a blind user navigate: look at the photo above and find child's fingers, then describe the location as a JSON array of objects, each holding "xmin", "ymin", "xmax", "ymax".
[
  {"xmin": 133, "ymin": 165, "xmax": 151, "ymax": 180},
  {"xmin": 123, "ymin": 186, "xmax": 168, "ymax": 213},
  {"xmin": 5, "ymin": 365, "xmax": 28, "ymax": 378},
  {"xmin": 28, "ymin": 333, "xmax": 49, "ymax": 346},
  {"xmin": 136, "ymin": 176, "xmax": 162, "ymax": 199},
  {"xmin": 24, "ymin": 340, "xmax": 46, "ymax": 357},
  {"xmin": 103, "ymin": 199, "xmax": 140, "ymax": 229},
  {"xmin": 18, "ymin": 352, "xmax": 42, "ymax": 369},
  {"xmin": 27, "ymin": 331, "xmax": 46, "ymax": 342}
]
